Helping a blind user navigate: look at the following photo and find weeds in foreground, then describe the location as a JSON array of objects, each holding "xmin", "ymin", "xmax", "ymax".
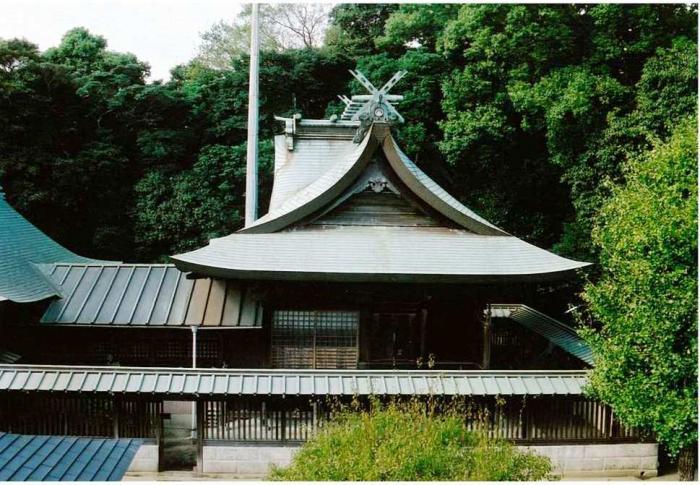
[{"xmin": 270, "ymin": 397, "xmax": 553, "ymax": 481}]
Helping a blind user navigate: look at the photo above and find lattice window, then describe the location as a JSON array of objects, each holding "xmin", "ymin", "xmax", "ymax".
[{"xmin": 271, "ymin": 310, "xmax": 359, "ymax": 369}]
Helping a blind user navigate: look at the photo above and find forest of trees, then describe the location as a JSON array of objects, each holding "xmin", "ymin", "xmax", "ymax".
[
  {"xmin": 0, "ymin": 4, "xmax": 695, "ymax": 264},
  {"xmin": 0, "ymin": 3, "xmax": 697, "ymax": 474}
]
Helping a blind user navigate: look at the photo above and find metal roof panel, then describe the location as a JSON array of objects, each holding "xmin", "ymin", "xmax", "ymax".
[
  {"xmin": 0, "ymin": 365, "xmax": 588, "ymax": 397},
  {"xmin": 149, "ymin": 267, "xmax": 181, "ymax": 324},
  {"xmin": 41, "ymin": 264, "xmax": 262, "ymax": 327},
  {"xmin": 130, "ymin": 266, "xmax": 166, "ymax": 325}
]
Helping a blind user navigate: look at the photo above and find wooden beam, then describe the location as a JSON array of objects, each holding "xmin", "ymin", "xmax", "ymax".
[
  {"xmin": 156, "ymin": 403, "xmax": 164, "ymax": 472},
  {"xmin": 112, "ymin": 397, "xmax": 120, "ymax": 439},
  {"xmin": 196, "ymin": 400, "xmax": 204, "ymax": 475},
  {"xmin": 419, "ymin": 308, "xmax": 428, "ymax": 359}
]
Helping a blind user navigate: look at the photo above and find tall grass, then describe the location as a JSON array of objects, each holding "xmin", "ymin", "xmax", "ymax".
[{"xmin": 270, "ymin": 397, "xmax": 553, "ymax": 481}]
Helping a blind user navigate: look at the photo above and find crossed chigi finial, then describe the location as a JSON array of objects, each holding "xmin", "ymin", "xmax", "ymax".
[{"xmin": 338, "ymin": 70, "xmax": 407, "ymax": 124}]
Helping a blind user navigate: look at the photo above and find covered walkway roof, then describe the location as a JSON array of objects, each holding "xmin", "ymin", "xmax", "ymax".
[{"xmin": 0, "ymin": 365, "xmax": 588, "ymax": 397}]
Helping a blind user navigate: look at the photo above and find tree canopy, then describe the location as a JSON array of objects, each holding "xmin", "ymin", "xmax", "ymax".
[{"xmin": 581, "ymin": 116, "xmax": 697, "ymax": 467}]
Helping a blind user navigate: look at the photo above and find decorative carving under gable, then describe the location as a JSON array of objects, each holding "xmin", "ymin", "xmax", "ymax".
[{"xmin": 368, "ymin": 177, "xmax": 390, "ymax": 193}]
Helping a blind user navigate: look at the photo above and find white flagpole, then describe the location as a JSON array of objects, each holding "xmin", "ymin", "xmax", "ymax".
[{"xmin": 245, "ymin": 2, "xmax": 260, "ymax": 227}]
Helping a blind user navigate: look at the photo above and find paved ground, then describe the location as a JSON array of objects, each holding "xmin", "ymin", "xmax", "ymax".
[
  {"xmin": 123, "ymin": 471, "xmax": 242, "ymax": 481},
  {"xmin": 560, "ymin": 471, "xmax": 679, "ymax": 481}
]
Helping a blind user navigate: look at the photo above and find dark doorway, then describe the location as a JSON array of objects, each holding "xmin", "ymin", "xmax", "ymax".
[
  {"xmin": 161, "ymin": 401, "xmax": 197, "ymax": 471},
  {"xmin": 368, "ymin": 309, "xmax": 426, "ymax": 368}
]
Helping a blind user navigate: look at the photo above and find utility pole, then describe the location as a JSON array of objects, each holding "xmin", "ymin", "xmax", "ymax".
[{"xmin": 245, "ymin": 2, "xmax": 260, "ymax": 227}]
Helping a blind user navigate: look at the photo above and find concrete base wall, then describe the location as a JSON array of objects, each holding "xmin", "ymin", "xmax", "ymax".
[
  {"xmin": 199, "ymin": 442, "xmax": 658, "ymax": 478},
  {"xmin": 521, "ymin": 443, "xmax": 659, "ymax": 478},
  {"xmin": 128, "ymin": 444, "xmax": 159, "ymax": 473},
  {"xmin": 202, "ymin": 444, "xmax": 299, "ymax": 477}
]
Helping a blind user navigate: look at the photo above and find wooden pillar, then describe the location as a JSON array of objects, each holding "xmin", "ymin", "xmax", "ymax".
[
  {"xmin": 281, "ymin": 404, "xmax": 287, "ymax": 443},
  {"xmin": 155, "ymin": 403, "xmax": 164, "ymax": 472},
  {"xmin": 482, "ymin": 304, "xmax": 492, "ymax": 369},
  {"xmin": 196, "ymin": 400, "xmax": 204, "ymax": 475},
  {"xmin": 419, "ymin": 308, "xmax": 428, "ymax": 359},
  {"xmin": 112, "ymin": 397, "xmax": 120, "ymax": 439}
]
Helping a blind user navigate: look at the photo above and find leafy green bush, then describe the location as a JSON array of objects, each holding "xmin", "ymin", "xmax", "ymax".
[
  {"xmin": 581, "ymin": 116, "xmax": 697, "ymax": 474},
  {"xmin": 270, "ymin": 399, "xmax": 553, "ymax": 481}
]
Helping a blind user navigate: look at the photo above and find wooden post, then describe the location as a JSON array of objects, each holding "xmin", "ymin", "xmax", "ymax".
[
  {"xmin": 196, "ymin": 400, "xmax": 204, "ymax": 475},
  {"xmin": 155, "ymin": 404, "xmax": 164, "ymax": 472},
  {"xmin": 482, "ymin": 304, "xmax": 492, "ymax": 369},
  {"xmin": 419, "ymin": 308, "xmax": 428, "ymax": 360},
  {"xmin": 191, "ymin": 325, "xmax": 198, "ymax": 439},
  {"xmin": 281, "ymin": 404, "xmax": 287, "ymax": 443},
  {"xmin": 112, "ymin": 398, "xmax": 120, "ymax": 439}
]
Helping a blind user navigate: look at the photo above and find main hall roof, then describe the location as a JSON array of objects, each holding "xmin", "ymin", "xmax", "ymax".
[{"xmin": 172, "ymin": 122, "xmax": 589, "ymax": 282}]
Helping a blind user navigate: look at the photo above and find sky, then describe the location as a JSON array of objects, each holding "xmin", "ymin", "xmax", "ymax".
[{"xmin": 0, "ymin": 0, "xmax": 244, "ymax": 81}]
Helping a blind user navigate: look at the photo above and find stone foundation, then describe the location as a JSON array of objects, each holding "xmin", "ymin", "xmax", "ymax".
[
  {"xmin": 199, "ymin": 442, "xmax": 658, "ymax": 478},
  {"xmin": 202, "ymin": 444, "xmax": 299, "ymax": 477},
  {"xmin": 521, "ymin": 443, "xmax": 659, "ymax": 478},
  {"xmin": 128, "ymin": 444, "xmax": 159, "ymax": 472}
]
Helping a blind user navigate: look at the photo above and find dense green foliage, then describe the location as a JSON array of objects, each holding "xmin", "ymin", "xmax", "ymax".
[
  {"xmin": 0, "ymin": 5, "xmax": 695, "ymax": 264},
  {"xmin": 581, "ymin": 116, "xmax": 698, "ymax": 458},
  {"xmin": 0, "ymin": 30, "xmax": 350, "ymax": 260},
  {"xmin": 270, "ymin": 399, "xmax": 552, "ymax": 481}
]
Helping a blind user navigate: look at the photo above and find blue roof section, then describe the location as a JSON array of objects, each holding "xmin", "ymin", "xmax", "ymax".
[
  {"xmin": 0, "ymin": 432, "xmax": 140, "ymax": 481},
  {"xmin": 0, "ymin": 193, "xmax": 107, "ymax": 303}
]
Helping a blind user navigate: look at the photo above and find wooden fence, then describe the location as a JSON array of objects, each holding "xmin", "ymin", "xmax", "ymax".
[
  {"xmin": 202, "ymin": 397, "xmax": 329, "ymax": 443},
  {"xmin": 201, "ymin": 395, "xmax": 644, "ymax": 445},
  {"xmin": 460, "ymin": 396, "xmax": 640, "ymax": 443},
  {"xmin": 0, "ymin": 394, "xmax": 162, "ymax": 439}
]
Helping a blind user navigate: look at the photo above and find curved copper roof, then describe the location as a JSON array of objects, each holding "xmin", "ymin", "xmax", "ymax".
[
  {"xmin": 172, "ymin": 122, "xmax": 589, "ymax": 281},
  {"xmin": 174, "ymin": 226, "xmax": 588, "ymax": 283}
]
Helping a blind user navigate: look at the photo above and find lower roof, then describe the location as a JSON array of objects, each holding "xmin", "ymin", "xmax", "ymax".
[
  {"xmin": 0, "ymin": 365, "xmax": 588, "ymax": 397},
  {"xmin": 0, "ymin": 432, "xmax": 140, "ymax": 481},
  {"xmin": 40, "ymin": 264, "xmax": 261, "ymax": 327},
  {"xmin": 174, "ymin": 226, "xmax": 590, "ymax": 283}
]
